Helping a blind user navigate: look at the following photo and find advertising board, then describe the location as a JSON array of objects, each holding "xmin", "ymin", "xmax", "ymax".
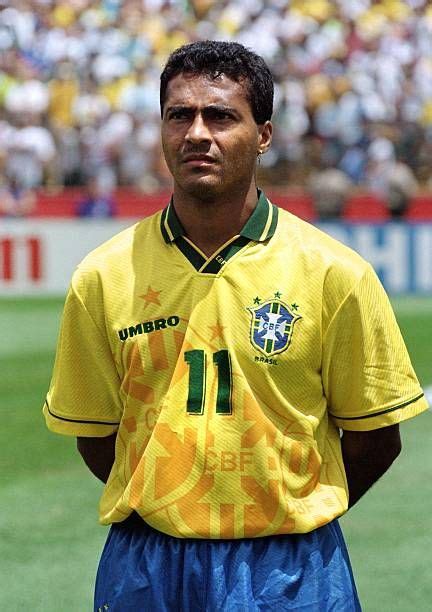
[{"xmin": 0, "ymin": 220, "xmax": 431, "ymax": 296}]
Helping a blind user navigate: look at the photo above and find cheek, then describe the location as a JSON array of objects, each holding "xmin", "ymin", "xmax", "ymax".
[
  {"xmin": 223, "ymin": 138, "xmax": 258, "ymax": 171},
  {"xmin": 161, "ymin": 137, "xmax": 170, "ymax": 162},
  {"xmin": 161, "ymin": 133, "xmax": 180, "ymax": 167}
]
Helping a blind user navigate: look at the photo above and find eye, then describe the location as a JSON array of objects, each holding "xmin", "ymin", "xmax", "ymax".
[
  {"xmin": 208, "ymin": 109, "xmax": 234, "ymax": 121},
  {"xmin": 167, "ymin": 109, "xmax": 191, "ymax": 121}
]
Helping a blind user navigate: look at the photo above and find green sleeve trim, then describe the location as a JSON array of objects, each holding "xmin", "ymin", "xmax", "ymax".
[
  {"xmin": 330, "ymin": 392, "xmax": 425, "ymax": 421},
  {"xmin": 45, "ymin": 400, "xmax": 120, "ymax": 427}
]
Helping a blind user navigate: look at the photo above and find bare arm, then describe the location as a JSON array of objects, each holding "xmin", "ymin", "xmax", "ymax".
[
  {"xmin": 341, "ymin": 424, "xmax": 401, "ymax": 508},
  {"xmin": 76, "ymin": 434, "xmax": 116, "ymax": 483}
]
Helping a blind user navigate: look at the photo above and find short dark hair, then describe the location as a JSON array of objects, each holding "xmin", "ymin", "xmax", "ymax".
[{"xmin": 160, "ymin": 40, "xmax": 274, "ymax": 124}]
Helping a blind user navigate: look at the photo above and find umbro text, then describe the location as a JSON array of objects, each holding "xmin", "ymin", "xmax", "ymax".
[{"xmin": 118, "ymin": 316, "xmax": 180, "ymax": 341}]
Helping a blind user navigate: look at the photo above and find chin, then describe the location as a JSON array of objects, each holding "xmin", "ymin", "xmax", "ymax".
[{"xmin": 179, "ymin": 177, "xmax": 225, "ymax": 201}]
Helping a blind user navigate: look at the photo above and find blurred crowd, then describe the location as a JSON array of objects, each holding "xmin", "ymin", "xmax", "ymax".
[{"xmin": 1, "ymin": 0, "xmax": 432, "ymax": 218}]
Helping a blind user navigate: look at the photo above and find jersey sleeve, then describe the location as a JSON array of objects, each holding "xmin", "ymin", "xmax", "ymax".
[
  {"xmin": 43, "ymin": 276, "xmax": 122, "ymax": 437},
  {"xmin": 322, "ymin": 264, "xmax": 429, "ymax": 431}
]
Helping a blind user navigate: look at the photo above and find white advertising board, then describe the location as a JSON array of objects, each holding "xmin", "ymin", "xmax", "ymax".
[
  {"xmin": 0, "ymin": 219, "xmax": 431, "ymax": 296},
  {"xmin": 0, "ymin": 219, "xmax": 134, "ymax": 295}
]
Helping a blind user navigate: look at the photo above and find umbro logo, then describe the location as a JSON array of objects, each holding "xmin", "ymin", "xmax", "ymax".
[{"xmin": 118, "ymin": 315, "xmax": 180, "ymax": 341}]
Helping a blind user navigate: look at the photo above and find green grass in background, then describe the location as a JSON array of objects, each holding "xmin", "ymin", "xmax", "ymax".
[
  {"xmin": 390, "ymin": 297, "xmax": 431, "ymax": 386},
  {"xmin": 0, "ymin": 297, "xmax": 431, "ymax": 611}
]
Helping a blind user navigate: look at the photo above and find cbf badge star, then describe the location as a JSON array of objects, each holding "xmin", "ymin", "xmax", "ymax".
[{"xmin": 247, "ymin": 295, "xmax": 301, "ymax": 357}]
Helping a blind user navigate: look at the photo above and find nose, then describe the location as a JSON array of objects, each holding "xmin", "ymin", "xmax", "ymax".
[{"xmin": 185, "ymin": 113, "xmax": 211, "ymax": 144}]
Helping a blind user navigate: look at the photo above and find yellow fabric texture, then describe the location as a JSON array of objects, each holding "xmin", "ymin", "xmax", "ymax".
[{"xmin": 44, "ymin": 201, "xmax": 428, "ymax": 538}]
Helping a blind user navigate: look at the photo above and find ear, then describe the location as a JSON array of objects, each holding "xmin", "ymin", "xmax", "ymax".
[{"xmin": 257, "ymin": 121, "xmax": 273, "ymax": 154}]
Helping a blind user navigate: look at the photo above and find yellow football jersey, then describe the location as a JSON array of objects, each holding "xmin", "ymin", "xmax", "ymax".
[{"xmin": 43, "ymin": 191, "xmax": 428, "ymax": 538}]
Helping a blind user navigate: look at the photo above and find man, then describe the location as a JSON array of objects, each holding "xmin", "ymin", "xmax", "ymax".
[{"xmin": 43, "ymin": 41, "xmax": 428, "ymax": 611}]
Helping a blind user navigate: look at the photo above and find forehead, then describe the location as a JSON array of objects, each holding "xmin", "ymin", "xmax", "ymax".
[{"xmin": 163, "ymin": 73, "xmax": 251, "ymax": 112}]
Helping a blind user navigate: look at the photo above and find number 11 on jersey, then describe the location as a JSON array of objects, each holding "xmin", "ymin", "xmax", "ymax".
[{"xmin": 184, "ymin": 349, "xmax": 233, "ymax": 415}]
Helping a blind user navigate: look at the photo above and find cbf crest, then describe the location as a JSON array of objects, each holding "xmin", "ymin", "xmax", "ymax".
[{"xmin": 248, "ymin": 297, "xmax": 301, "ymax": 357}]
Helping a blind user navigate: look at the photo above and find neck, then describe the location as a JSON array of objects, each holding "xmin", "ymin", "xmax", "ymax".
[{"xmin": 172, "ymin": 182, "xmax": 259, "ymax": 257}]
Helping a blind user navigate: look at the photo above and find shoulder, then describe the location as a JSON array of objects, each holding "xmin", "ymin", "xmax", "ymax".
[
  {"xmin": 274, "ymin": 207, "xmax": 376, "ymax": 323},
  {"xmin": 276, "ymin": 206, "xmax": 369, "ymax": 283},
  {"xmin": 77, "ymin": 211, "xmax": 162, "ymax": 271},
  {"xmin": 71, "ymin": 210, "xmax": 163, "ymax": 294}
]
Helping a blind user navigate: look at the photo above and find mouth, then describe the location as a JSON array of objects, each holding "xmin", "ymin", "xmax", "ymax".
[{"xmin": 182, "ymin": 155, "xmax": 216, "ymax": 166}]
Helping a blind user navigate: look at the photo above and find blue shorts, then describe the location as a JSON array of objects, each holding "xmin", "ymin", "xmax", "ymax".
[{"xmin": 94, "ymin": 514, "xmax": 361, "ymax": 611}]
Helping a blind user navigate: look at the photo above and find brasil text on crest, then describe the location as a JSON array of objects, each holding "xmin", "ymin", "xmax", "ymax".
[{"xmin": 248, "ymin": 298, "xmax": 301, "ymax": 357}]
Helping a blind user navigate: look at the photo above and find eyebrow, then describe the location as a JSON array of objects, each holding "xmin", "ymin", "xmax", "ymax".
[{"xmin": 165, "ymin": 104, "xmax": 238, "ymax": 115}]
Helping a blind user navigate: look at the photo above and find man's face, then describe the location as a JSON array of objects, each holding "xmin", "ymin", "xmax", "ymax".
[{"xmin": 161, "ymin": 73, "xmax": 272, "ymax": 200}]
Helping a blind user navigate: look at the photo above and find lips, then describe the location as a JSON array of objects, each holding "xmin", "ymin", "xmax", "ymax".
[{"xmin": 182, "ymin": 154, "xmax": 216, "ymax": 164}]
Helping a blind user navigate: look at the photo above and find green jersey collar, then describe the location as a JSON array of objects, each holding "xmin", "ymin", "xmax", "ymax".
[{"xmin": 160, "ymin": 190, "xmax": 278, "ymax": 244}]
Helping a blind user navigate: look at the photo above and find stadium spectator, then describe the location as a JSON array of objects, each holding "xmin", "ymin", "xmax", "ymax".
[
  {"xmin": 386, "ymin": 161, "xmax": 419, "ymax": 218},
  {"xmin": 365, "ymin": 136, "xmax": 420, "ymax": 218},
  {"xmin": 75, "ymin": 175, "xmax": 116, "ymax": 217},
  {"xmin": 0, "ymin": 173, "xmax": 36, "ymax": 216},
  {"xmin": 6, "ymin": 118, "xmax": 56, "ymax": 188},
  {"xmin": 307, "ymin": 167, "xmax": 353, "ymax": 220}
]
